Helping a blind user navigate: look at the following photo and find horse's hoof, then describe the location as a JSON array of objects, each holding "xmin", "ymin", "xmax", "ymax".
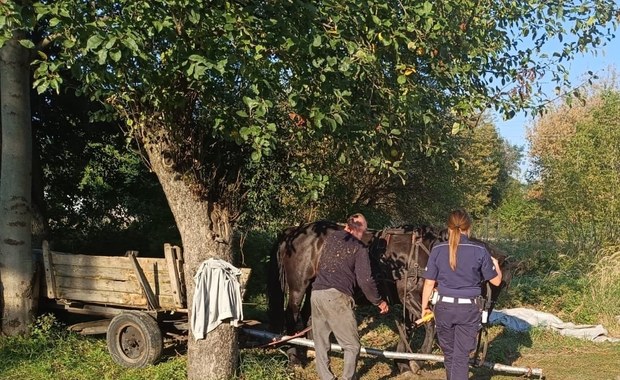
[
  {"xmin": 408, "ymin": 360, "xmax": 422, "ymax": 374},
  {"xmin": 286, "ymin": 348, "xmax": 308, "ymax": 367},
  {"xmin": 397, "ymin": 362, "xmax": 420, "ymax": 375}
]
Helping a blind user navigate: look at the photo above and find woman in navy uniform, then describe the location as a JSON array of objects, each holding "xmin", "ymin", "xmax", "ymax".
[{"xmin": 421, "ymin": 209, "xmax": 502, "ymax": 380}]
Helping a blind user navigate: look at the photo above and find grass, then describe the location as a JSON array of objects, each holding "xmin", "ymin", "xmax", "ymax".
[
  {"xmin": 1, "ymin": 304, "xmax": 618, "ymax": 380},
  {"xmin": 1, "ymin": 240, "xmax": 618, "ymax": 380},
  {"xmin": 0, "ymin": 314, "xmax": 186, "ymax": 380}
]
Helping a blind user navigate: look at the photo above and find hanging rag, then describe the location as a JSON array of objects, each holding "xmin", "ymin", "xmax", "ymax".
[{"xmin": 191, "ymin": 258, "xmax": 244, "ymax": 340}]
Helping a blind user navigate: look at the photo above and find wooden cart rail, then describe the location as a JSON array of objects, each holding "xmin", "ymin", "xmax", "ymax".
[{"xmin": 41, "ymin": 241, "xmax": 186, "ymax": 312}]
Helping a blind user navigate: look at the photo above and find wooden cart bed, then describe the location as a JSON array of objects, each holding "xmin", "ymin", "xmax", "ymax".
[{"xmin": 41, "ymin": 241, "xmax": 186, "ymax": 312}]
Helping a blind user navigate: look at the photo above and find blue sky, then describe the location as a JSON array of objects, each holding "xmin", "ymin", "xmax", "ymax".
[{"xmin": 496, "ymin": 32, "xmax": 620, "ymax": 151}]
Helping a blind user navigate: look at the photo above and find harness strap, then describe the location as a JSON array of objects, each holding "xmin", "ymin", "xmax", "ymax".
[{"xmin": 402, "ymin": 231, "xmax": 421, "ymax": 322}]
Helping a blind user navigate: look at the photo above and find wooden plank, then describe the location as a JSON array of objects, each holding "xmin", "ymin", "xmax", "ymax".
[
  {"xmin": 57, "ymin": 287, "xmax": 148, "ymax": 307},
  {"xmin": 128, "ymin": 251, "xmax": 159, "ymax": 310},
  {"xmin": 54, "ymin": 275, "xmax": 142, "ymax": 294},
  {"xmin": 59, "ymin": 302, "xmax": 125, "ymax": 318},
  {"xmin": 56, "ymin": 287, "xmax": 178, "ymax": 310},
  {"xmin": 42, "ymin": 241, "xmax": 57, "ymax": 299},
  {"xmin": 173, "ymin": 245, "xmax": 186, "ymax": 302},
  {"xmin": 50, "ymin": 252, "xmax": 166, "ymax": 271},
  {"xmin": 53, "ymin": 266, "xmax": 174, "ymax": 297},
  {"xmin": 173, "ymin": 245, "xmax": 184, "ymax": 261},
  {"xmin": 52, "ymin": 264, "xmax": 172, "ymax": 286},
  {"xmin": 164, "ymin": 244, "xmax": 184, "ymax": 308}
]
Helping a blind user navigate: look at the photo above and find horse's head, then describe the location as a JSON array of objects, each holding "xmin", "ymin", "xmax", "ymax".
[{"xmin": 467, "ymin": 237, "xmax": 512, "ymax": 314}]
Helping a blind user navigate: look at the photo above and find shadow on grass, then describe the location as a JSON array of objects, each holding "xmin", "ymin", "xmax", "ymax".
[{"xmin": 469, "ymin": 327, "xmax": 534, "ymax": 380}]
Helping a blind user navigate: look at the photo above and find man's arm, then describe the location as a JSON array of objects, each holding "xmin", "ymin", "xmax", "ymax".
[{"xmin": 355, "ymin": 246, "xmax": 388, "ymax": 314}]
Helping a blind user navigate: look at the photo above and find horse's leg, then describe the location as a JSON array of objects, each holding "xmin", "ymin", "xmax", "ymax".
[
  {"xmin": 399, "ymin": 278, "xmax": 434, "ymax": 374},
  {"xmin": 293, "ymin": 284, "xmax": 313, "ymax": 364},
  {"xmin": 301, "ymin": 284, "xmax": 313, "ymax": 335},
  {"xmin": 284, "ymin": 287, "xmax": 307, "ymax": 366},
  {"xmin": 421, "ymin": 320, "xmax": 436, "ymax": 354},
  {"xmin": 392, "ymin": 278, "xmax": 425, "ymax": 374}
]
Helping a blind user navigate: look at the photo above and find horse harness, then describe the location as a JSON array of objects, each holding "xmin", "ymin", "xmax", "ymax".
[{"xmin": 381, "ymin": 228, "xmax": 430, "ymax": 283}]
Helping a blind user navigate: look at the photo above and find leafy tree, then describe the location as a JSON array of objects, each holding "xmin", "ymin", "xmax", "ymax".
[
  {"xmin": 528, "ymin": 83, "xmax": 620, "ymax": 250},
  {"xmin": 33, "ymin": 86, "xmax": 179, "ymax": 254},
  {"xmin": 455, "ymin": 118, "xmax": 522, "ymax": 218},
  {"xmin": 1, "ymin": 0, "xmax": 618, "ymax": 378}
]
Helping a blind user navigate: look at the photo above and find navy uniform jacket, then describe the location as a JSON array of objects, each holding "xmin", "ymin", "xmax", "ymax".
[{"xmin": 423, "ymin": 234, "xmax": 498, "ymax": 298}]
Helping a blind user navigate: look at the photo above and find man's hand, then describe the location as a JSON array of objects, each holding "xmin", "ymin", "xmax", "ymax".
[{"xmin": 377, "ymin": 300, "xmax": 389, "ymax": 314}]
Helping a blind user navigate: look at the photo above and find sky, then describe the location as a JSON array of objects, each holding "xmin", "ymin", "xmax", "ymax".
[{"xmin": 495, "ymin": 30, "xmax": 620, "ymax": 174}]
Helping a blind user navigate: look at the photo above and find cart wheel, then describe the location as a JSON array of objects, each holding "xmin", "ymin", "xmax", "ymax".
[{"xmin": 106, "ymin": 311, "xmax": 163, "ymax": 368}]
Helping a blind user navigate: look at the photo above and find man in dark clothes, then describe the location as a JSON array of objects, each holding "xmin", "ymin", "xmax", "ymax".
[{"xmin": 311, "ymin": 213, "xmax": 389, "ymax": 380}]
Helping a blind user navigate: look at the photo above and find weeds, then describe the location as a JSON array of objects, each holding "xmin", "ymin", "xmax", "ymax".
[
  {"xmin": 579, "ymin": 248, "xmax": 620, "ymax": 335},
  {"xmin": 238, "ymin": 349, "xmax": 293, "ymax": 380}
]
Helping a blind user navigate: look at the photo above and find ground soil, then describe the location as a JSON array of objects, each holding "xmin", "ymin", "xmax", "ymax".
[{"xmin": 281, "ymin": 311, "xmax": 620, "ymax": 380}]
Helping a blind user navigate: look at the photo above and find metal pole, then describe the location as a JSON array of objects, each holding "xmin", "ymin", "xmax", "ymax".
[{"xmin": 242, "ymin": 328, "xmax": 543, "ymax": 378}]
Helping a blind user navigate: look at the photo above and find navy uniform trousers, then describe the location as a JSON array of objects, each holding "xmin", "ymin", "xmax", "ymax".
[{"xmin": 434, "ymin": 300, "xmax": 481, "ymax": 380}]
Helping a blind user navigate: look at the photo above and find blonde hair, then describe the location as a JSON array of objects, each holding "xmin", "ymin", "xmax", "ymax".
[{"xmin": 447, "ymin": 209, "xmax": 472, "ymax": 271}]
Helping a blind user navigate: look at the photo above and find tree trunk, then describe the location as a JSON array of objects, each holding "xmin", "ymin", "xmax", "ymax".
[
  {"xmin": 0, "ymin": 35, "xmax": 34, "ymax": 335},
  {"xmin": 145, "ymin": 141, "xmax": 238, "ymax": 379}
]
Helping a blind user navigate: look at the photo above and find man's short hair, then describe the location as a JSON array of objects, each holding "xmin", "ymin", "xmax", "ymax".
[{"xmin": 346, "ymin": 213, "xmax": 367, "ymax": 232}]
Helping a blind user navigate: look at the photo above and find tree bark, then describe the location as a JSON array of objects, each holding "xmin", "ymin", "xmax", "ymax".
[
  {"xmin": 0, "ymin": 35, "xmax": 34, "ymax": 335},
  {"xmin": 145, "ymin": 141, "xmax": 238, "ymax": 379}
]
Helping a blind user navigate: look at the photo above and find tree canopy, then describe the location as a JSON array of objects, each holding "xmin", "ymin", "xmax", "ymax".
[{"xmin": 0, "ymin": 0, "xmax": 612, "ymax": 222}]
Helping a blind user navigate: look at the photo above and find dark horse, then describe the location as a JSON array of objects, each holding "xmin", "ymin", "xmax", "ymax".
[{"xmin": 267, "ymin": 220, "xmax": 511, "ymax": 374}]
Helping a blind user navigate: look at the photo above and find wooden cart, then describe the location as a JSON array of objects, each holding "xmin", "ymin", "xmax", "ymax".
[{"xmin": 39, "ymin": 240, "xmax": 250, "ymax": 368}]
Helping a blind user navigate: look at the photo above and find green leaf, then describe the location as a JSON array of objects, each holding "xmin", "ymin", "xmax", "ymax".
[
  {"xmin": 451, "ymin": 122, "xmax": 461, "ymax": 135},
  {"xmin": 109, "ymin": 50, "xmax": 122, "ymax": 62},
  {"xmin": 36, "ymin": 83, "xmax": 48, "ymax": 94},
  {"xmin": 105, "ymin": 38, "xmax": 117, "ymax": 49},
  {"xmin": 97, "ymin": 49, "xmax": 107, "ymax": 65},
  {"xmin": 86, "ymin": 35, "xmax": 104, "ymax": 50},
  {"xmin": 423, "ymin": 2, "xmax": 433, "ymax": 14},
  {"xmin": 122, "ymin": 37, "xmax": 140, "ymax": 53},
  {"xmin": 312, "ymin": 35, "xmax": 322, "ymax": 47},
  {"xmin": 19, "ymin": 39, "xmax": 35, "ymax": 49},
  {"xmin": 397, "ymin": 75, "xmax": 407, "ymax": 84},
  {"xmin": 63, "ymin": 38, "xmax": 76, "ymax": 49}
]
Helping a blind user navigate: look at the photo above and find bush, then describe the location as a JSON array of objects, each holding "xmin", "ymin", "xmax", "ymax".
[{"xmin": 576, "ymin": 247, "xmax": 620, "ymax": 335}]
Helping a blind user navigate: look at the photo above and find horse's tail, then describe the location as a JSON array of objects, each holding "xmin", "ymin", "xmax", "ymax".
[{"xmin": 267, "ymin": 235, "xmax": 286, "ymax": 333}]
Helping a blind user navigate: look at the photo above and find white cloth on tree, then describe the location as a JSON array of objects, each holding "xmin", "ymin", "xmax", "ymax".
[
  {"xmin": 489, "ymin": 307, "xmax": 620, "ymax": 342},
  {"xmin": 191, "ymin": 258, "xmax": 244, "ymax": 340}
]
